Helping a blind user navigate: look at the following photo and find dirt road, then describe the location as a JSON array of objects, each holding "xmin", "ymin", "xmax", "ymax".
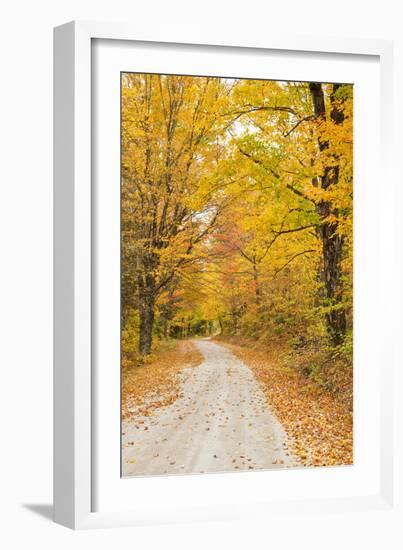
[{"xmin": 122, "ymin": 339, "xmax": 298, "ymax": 476}]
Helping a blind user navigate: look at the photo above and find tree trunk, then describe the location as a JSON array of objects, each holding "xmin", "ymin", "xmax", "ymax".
[
  {"xmin": 309, "ymin": 82, "xmax": 347, "ymax": 345},
  {"xmin": 252, "ymin": 260, "xmax": 261, "ymax": 305},
  {"xmin": 138, "ymin": 292, "xmax": 155, "ymax": 356},
  {"xmin": 162, "ymin": 316, "xmax": 168, "ymax": 338},
  {"xmin": 318, "ymin": 212, "xmax": 346, "ymax": 344}
]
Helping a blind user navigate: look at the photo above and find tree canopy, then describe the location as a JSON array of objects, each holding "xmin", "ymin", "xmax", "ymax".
[{"xmin": 121, "ymin": 73, "xmax": 353, "ymax": 362}]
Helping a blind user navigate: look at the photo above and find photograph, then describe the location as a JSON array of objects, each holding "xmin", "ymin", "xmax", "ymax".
[{"xmin": 120, "ymin": 72, "xmax": 353, "ymax": 477}]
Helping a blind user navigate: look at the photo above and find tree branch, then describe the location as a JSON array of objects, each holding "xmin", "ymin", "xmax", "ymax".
[
  {"xmin": 236, "ymin": 144, "xmax": 281, "ymax": 179},
  {"xmin": 273, "ymin": 249, "xmax": 316, "ymax": 279},
  {"xmin": 283, "ymin": 115, "xmax": 315, "ymax": 138},
  {"xmin": 274, "ymin": 224, "xmax": 317, "ymax": 236}
]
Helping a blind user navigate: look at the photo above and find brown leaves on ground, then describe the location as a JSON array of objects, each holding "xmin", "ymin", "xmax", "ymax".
[
  {"xmin": 219, "ymin": 339, "xmax": 353, "ymax": 468},
  {"xmin": 122, "ymin": 340, "xmax": 203, "ymax": 421}
]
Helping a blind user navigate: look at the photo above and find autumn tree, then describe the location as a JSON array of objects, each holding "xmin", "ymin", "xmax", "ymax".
[
  {"xmin": 121, "ymin": 74, "xmax": 353, "ymax": 362},
  {"xmin": 308, "ymin": 82, "xmax": 352, "ymax": 344},
  {"xmin": 122, "ymin": 74, "xmax": 230, "ymax": 356},
  {"xmin": 219, "ymin": 79, "xmax": 352, "ymax": 344}
]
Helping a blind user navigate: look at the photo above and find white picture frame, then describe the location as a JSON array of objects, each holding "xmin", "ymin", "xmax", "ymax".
[{"xmin": 54, "ymin": 20, "xmax": 398, "ymax": 530}]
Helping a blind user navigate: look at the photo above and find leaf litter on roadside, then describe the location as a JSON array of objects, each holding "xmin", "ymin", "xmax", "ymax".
[
  {"xmin": 122, "ymin": 340, "xmax": 203, "ymax": 422},
  {"xmin": 220, "ymin": 340, "xmax": 353, "ymax": 468}
]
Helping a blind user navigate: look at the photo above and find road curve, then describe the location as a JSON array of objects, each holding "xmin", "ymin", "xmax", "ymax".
[{"xmin": 122, "ymin": 339, "xmax": 298, "ymax": 476}]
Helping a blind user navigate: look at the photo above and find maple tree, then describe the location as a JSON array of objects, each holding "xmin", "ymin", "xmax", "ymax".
[
  {"xmin": 122, "ymin": 74, "xmax": 230, "ymax": 355},
  {"xmin": 121, "ymin": 74, "xmax": 353, "ymax": 361}
]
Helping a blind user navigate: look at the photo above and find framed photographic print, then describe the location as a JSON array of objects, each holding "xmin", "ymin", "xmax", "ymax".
[{"xmin": 54, "ymin": 21, "xmax": 396, "ymax": 530}]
